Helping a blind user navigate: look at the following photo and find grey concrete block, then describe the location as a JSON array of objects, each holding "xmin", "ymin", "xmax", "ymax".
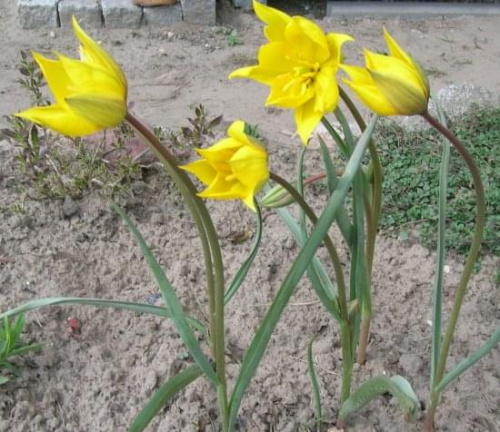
[
  {"xmin": 17, "ymin": 0, "xmax": 58, "ymax": 29},
  {"xmin": 143, "ymin": 2, "xmax": 182, "ymax": 26},
  {"xmin": 232, "ymin": 0, "xmax": 266, "ymax": 10},
  {"xmin": 181, "ymin": 0, "xmax": 215, "ymax": 25},
  {"xmin": 326, "ymin": 2, "xmax": 500, "ymax": 19},
  {"xmin": 102, "ymin": 0, "xmax": 142, "ymax": 28},
  {"xmin": 58, "ymin": 0, "xmax": 103, "ymax": 29}
]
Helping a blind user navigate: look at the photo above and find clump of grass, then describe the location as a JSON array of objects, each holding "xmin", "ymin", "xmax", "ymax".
[
  {"xmin": 0, "ymin": 314, "xmax": 42, "ymax": 385},
  {"xmin": 376, "ymin": 106, "xmax": 500, "ymax": 256}
]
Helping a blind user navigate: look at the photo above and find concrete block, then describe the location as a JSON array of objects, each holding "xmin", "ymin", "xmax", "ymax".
[
  {"xmin": 58, "ymin": 0, "xmax": 103, "ymax": 29},
  {"xmin": 232, "ymin": 0, "xmax": 266, "ymax": 10},
  {"xmin": 17, "ymin": 0, "xmax": 58, "ymax": 29},
  {"xmin": 102, "ymin": 0, "xmax": 143, "ymax": 28},
  {"xmin": 181, "ymin": 0, "xmax": 215, "ymax": 25},
  {"xmin": 143, "ymin": 2, "xmax": 182, "ymax": 26}
]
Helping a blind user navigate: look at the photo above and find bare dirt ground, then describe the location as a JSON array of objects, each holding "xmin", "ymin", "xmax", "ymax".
[{"xmin": 0, "ymin": 0, "xmax": 499, "ymax": 431}]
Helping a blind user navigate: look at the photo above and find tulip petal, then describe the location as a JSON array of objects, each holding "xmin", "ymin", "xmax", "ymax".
[
  {"xmin": 32, "ymin": 52, "xmax": 72, "ymax": 105},
  {"xmin": 243, "ymin": 192, "xmax": 257, "ymax": 211},
  {"xmin": 285, "ymin": 17, "xmax": 329, "ymax": 63},
  {"xmin": 72, "ymin": 16, "xmax": 127, "ymax": 88},
  {"xmin": 230, "ymin": 145, "xmax": 268, "ymax": 187},
  {"xmin": 227, "ymin": 120, "xmax": 253, "ymax": 146},
  {"xmin": 383, "ymin": 28, "xmax": 413, "ymax": 68},
  {"xmin": 66, "ymin": 94, "xmax": 127, "ymax": 128},
  {"xmin": 326, "ymin": 33, "xmax": 354, "ymax": 63},
  {"xmin": 253, "ymin": 0, "xmax": 291, "ymax": 42},
  {"xmin": 314, "ymin": 65, "xmax": 339, "ymax": 112},
  {"xmin": 370, "ymin": 70, "xmax": 428, "ymax": 115},
  {"xmin": 294, "ymin": 98, "xmax": 322, "ymax": 145},
  {"xmin": 57, "ymin": 54, "xmax": 126, "ymax": 100},
  {"xmin": 180, "ymin": 159, "xmax": 216, "ymax": 186},
  {"xmin": 15, "ymin": 105, "xmax": 100, "ymax": 136}
]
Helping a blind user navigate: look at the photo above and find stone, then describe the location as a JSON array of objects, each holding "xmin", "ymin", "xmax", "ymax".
[
  {"xmin": 58, "ymin": 0, "xmax": 103, "ymax": 29},
  {"xmin": 142, "ymin": 2, "xmax": 182, "ymax": 26},
  {"xmin": 232, "ymin": 0, "xmax": 266, "ymax": 9},
  {"xmin": 102, "ymin": 0, "xmax": 143, "ymax": 29},
  {"xmin": 17, "ymin": 0, "xmax": 58, "ymax": 29},
  {"xmin": 62, "ymin": 195, "xmax": 79, "ymax": 218},
  {"xmin": 180, "ymin": 0, "xmax": 215, "ymax": 25}
]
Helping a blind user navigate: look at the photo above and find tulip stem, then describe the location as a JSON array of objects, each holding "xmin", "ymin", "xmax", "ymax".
[
  {"xmin": 125, "ymin": 112, "xmax": 229, "ymax": 431},
  {"xmin": 269, "ymin": 172, "xmax": 353, "ymax": 403},
  {"xmin": 422, "ymin": 112, "xmax": 486, "ymax": 431}
]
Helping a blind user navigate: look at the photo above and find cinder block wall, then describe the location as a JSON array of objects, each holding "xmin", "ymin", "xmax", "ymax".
[{"xmin": 17, "ymin": 0, "xmax": 216, "ymax": 29}]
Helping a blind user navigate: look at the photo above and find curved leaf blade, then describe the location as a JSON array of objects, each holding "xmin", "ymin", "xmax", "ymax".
[
  {"xmin": 0, "ymin": 297, "xmax": 206, "ymax": 334},
  {"xmin": 112, "ymin": 203, "xmax": 218, "ymax": 385},
  {"xmin": 129, "ymin": 364, "xmax": 203, "ymax": 432},
  {"xmin": 339, "ymin": 375, "xmax": 419, "ymax": 422}
]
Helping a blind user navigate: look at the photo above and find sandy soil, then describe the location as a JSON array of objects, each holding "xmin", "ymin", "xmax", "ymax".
[{"xmin": 1, "ymin": 0, "xmax": 499, "ymax": 431}]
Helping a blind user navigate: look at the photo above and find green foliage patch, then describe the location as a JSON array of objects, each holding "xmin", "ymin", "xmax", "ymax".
[{"xmin": 376, "ymin": 106, "xmax": 500, "ymax": 256}]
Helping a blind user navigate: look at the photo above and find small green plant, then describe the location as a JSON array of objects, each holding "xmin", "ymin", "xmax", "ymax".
[
  {"xmin": 0, "ymin": 314, "xmax": 42, "ymax": 385},
  {"xmin": 156, "ymin": 104, "xmax": 222, "ymax": 156}
]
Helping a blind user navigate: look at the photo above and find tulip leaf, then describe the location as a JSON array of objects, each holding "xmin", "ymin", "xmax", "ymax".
[
  {"xmin": 339, "ymin": 375, "xmax": 419, "ymax": 422},
  {"xmin": 0, "ymin": 297, "xmax": 206, "ymax": 335},
  {"xmin": 228, "ymin": 116, "xmax": 378, "ymax": 430},
  {"xmin": 112, "ymin": 203, "xmax": 218, "ymax": 385},
  {"xmin": 224, "ymin": 201, "xmax": 263, "ymax": 305},
  {"xmin": 436, "ymin": 326, "xmax": 500, "ymax": 393},
  {"xmin": 129, "ymin": 364, "xmax": 203, "ymax": 432},
  {"xmin": 274, "ymin": 203, "xmax": 340, "ymax": 320},
  {"xmin": 318, "ymin": 135, "xmax": 352, "ymax": 242},
  {"xmin": 430, "ymin": 93, "xmax": 450, "ymax": 388}
]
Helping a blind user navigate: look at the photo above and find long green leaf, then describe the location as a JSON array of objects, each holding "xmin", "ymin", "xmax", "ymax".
[
  {"xmin": 339, "ymin": 375, "xmax": 419, "ymax": 422},
  {"xmin": 227, "ymin": 116, "xmax": 378, "ymax": 430},
  {"xmin": 129, "ymin": 364, "xmax": 203, "ymax": 432},
  {"xmin": 275, "ymin": 204, "xmax": 340, "ymax": 320},
  {"xmin": 307, "ymin": 336, "xmax": 322, "ymax": 430},
  {"xmin": 318, "ymin": 136, "xmax": 352, "ymax": 242},
  {"xmin": 0, "ymin": 298, "xmax": 206, "ymax": 335},
  {"xmin": 224, "ymin": 202, "xmax": 263, "ymax": 305},
  {"xmin": 436, "ymin": 326, "xmax": 500, "ymax": 393},
  {"xmin": 112, "ymin": 203, "xmax": 218, "ymax": 385},
  {"xmin": 430, "ymin": 95, "xmax": 450, "ymax": 389}
]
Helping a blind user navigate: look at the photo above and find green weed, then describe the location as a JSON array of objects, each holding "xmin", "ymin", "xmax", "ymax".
[{"xmin": 0, "ymin": 314, "xmax": 42, "ymax": 385}]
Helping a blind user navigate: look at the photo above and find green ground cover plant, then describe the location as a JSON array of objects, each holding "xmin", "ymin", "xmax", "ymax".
[{"xmin": 377, "ymin": 107, "xmax": 500, "ymax": 256}]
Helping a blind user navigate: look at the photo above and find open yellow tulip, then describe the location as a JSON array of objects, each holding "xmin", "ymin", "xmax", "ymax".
[
  {"xmin": 15, "ymin": 16, "xmax": 127, "ymax": 137},
  {"xmin": 229, "ymin": 0, "xmax": 352, "ymax": 145},
  {"xmin": 180, "ymin": 120, "xmax": 269, "ymax": 211},
  {"xmin": 341, "ymin": 28, "xmax": 430, "ymax": 116}
]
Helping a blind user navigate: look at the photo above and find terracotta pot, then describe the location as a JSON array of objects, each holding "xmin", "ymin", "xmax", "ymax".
[{"xmin": 132, "ymin": 0, "xmax": 177, "ymax": 6}]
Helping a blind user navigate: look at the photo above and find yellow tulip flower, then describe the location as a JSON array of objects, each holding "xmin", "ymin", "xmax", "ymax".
[
  {"xmin": 341, "ymin": 28, "xmax": 430, "ymax": 116},
  {"xmin": 15, "ymin": 16, "xmax": 127, "ymax": 137},
  {"xmin": 229, "ymin": 0, "xmax": 352, "ymax": 145},
  {"xmin": 180, "ymin": 120, "xmax": 269, "ymax": 211}
]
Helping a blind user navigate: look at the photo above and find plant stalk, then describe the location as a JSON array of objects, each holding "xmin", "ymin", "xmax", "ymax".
[
  {"xmin": 422, "ymin": 112, "xmax": 486, "ymax": 431},
  {"xmin": 125, "ymin": 112, "xmax": 229, "ymax": 430}
]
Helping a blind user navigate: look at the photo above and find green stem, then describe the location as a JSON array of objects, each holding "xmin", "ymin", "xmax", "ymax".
[
  {"xmin": 422, "ymin": 112, "xmax": 486, "ymax": 431},
  {"xmin": 125, "ymin": 112, "xmax": 229, "ymax": 431},
  {"xmin": 270, "ymin": 172, "xmax": 353, "ymax": 402}
]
